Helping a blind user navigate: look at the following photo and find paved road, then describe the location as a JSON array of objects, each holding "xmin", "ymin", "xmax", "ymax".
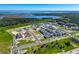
[
  {"xmin": 11, "ymin": 36, "xmax": 18, "ymax": 54},
  {"xmin": 7, "ymin": 32, "xmax": 18, "ymax": 54},
  {"xmin": 29, "ymin": 31, "xmax": 42, "ymax": 44}
]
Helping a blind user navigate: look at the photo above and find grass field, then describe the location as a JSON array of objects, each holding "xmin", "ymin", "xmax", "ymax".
[{"xmin": 0, "ymin": 30, "xmax": 12, "ymax": 53}]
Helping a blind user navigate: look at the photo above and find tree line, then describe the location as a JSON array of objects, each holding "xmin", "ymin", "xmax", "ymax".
[{"xmin": 0, "ymin": 18, "xmax": 41, "ymax": 27}]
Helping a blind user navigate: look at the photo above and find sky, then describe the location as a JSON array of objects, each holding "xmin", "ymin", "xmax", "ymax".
[{"xmin": 0, "ymin": 4, "xmax": 79, "ymax": 11}]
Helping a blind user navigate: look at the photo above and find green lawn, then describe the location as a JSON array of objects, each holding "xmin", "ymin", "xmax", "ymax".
[
  {"xmin": 0, "ymin": 30, "xmax": 12, "ymax": 53},
  {"xmin": 17, "ymin": 40, "xmax": 34, "ymax": 46},
  {"xmin": 25, "ymin": 39, "xmax": 76, "ymax": 54}
]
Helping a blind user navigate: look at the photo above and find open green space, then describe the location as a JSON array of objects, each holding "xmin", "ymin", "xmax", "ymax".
[
  {"xmin": 0, "ymin": 30, "xmax": 12, "ymax": 53},
  {"xmin": 17, "ymin": 40, "xmax": 34, "ymax": 46},
  {"xmin": 24, "ymin": 38, "xmax": 77, "ymax": 54}
]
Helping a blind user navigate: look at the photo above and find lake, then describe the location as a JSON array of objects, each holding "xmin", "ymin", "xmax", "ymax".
[
  {"xmin": 0, "ymin": 15, "xmax": 61, "ymax": 19},
  {"xmin": 21, "ymin": 15, "xmax": 61, "ymax": 19}
]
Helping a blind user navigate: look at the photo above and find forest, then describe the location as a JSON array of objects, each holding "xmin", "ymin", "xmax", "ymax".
[
  {"xmin": 1, "ymin": 13, "xmax": 79, "ymax": 27},
  {"xmin": 0, "ymin": 18, "xmax": 41, "ymax": 27}
]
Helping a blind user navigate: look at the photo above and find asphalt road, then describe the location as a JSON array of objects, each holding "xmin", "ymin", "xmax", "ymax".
[{"xmin": 11, "ymin": 36, "xmax": 18, "ymax": 54}]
